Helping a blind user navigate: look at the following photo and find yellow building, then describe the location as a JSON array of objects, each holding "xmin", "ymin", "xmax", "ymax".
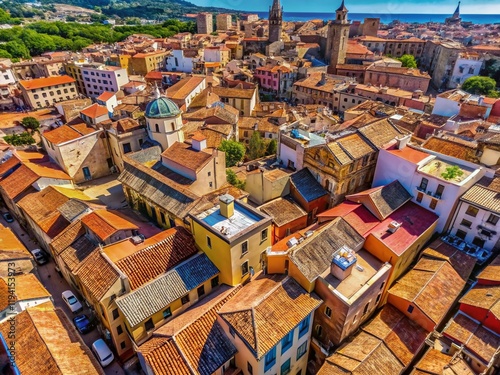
[
  {"xmin": 129, "ymin": 51, "xmax": 168, "ymax": 76},
  {"xmin": 189, "ymin": 194, "xmax": 272, "ymax": 286},
  {"xmin": 109, "ymin": 54, "xmax": 132, "ymax": 74}
]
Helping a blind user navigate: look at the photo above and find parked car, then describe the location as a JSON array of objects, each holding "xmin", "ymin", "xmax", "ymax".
[
  {"xmin": 72, "ymin": 314, "xmax": 94, "ymax": 334},
  {"xmin": 31, "ymin": 249, "xmax": 48, "ymax": 265},
  {"xmin": 62, "ymin": 290, "xmax": 83, "ymax": 314},
  {"xmin": 2, "ymin": 212, "xmax": 14, "ymax": 223},
  {"xmin": 92, "ymin": 339, "xmax": 114, "ymax": 367}
]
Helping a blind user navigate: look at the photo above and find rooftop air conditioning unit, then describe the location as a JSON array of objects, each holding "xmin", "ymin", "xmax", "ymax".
[
  {"xmin": 131, "ymin": 235, "xmax": 144, "ymax": 245},
  {"xmin": 287, "ymin": 237, "xmax": 299, "ymax": 248}
]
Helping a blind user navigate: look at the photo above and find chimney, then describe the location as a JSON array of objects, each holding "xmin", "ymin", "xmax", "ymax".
[
  {"xmin": 191, "ymin": 133, "xmax": 207, "ymax": 151},
  {"xmin": 331, "ymin": 246, "xmax": 357, "ymax": 281},
  {"xmin": 478, "ymin": 96, "xmax": 484, "ymax": 106},
  {"xmin": 219, "ymin": 194, "xmax": 235, "ymax": 218},
  {"xmin": 320, "ymin": 72, "xmax": 326, "ymax": 85},
  {"xmin": 395, "ymin": 134, "xmax": 411, "ymax": 150}
]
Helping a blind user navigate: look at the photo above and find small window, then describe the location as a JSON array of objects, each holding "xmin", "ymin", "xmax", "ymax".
[
  {"xmin": 197, "ymin": 285, "xmax": 205, "ymax": 298},
  {"xmin": 264, "ymin": 346, "xmax": 276, "ymax": 372},
  {"xmin": 419, "ymin": 177, "xmax": 428, "ymax": 191},
  {"xmin": 242, "ymin": 241, "xmax": 248, "ymax": 254},
  {"xmin": 298, "ymin": 315, "xmax": 310, "ymax": 338},
  {"xmin": 280, "ymin": 358, "xmax": 291, "ymax": 375},
  {"xmin": 241, "ymin": 261, "xmax": 249, "ymax": 276},
  {"xmin": 211, "ymin": 275, "xmax": 219, "ymax": 288},
  {"xmin": 376, "ymin": 293, "xmax": 382, "ymax": 304},
  {"xmin": 407, "ymin": 305, "xmax": 414, "ymax": 313},
  {"xmin": 112, "ymin": 308, "xmax": 119, "ymax": 320},
  {"xmin": 296, "ymin": 341, "xmax": 308, "ymax": 360},
  {"xmin": 209, "ymin": 182, "xmax": 213, "ymax": 188},
  {"xmin": 325, "ymin": 306, "xmax": 332, "ymax": 318},
  {"xmin": 465, "ymin": 205, "xmax": 479, "ymax": 217},
  {"xmin": 315, "ymin": 324, "xmax": 323, "ymax": 337},
  {"xmin": 247, "ymin": 362, "xmax": 253, "ymax": 375},
  {"xmin": 456, "ymin": 229, "xmax": 467, "ymax": 239},
  {"xmin": 261, "ymin": 229, "xmax": 268, "ymax": 241},
  {"xmin": 181, "ymin": 295, "xmax": 190, "ymax": 305},
  {"xmin": 145, "ymin": 318, "xmax": 154, "ymax": 331},
  {"xmin": 416, "ymin": 192, "xmax": 423, "ymax": 203},
  {"xmin": 436, "ymin": 184, "xmax": 445, "ymax": 197},
  {"xmin": 207, "ymin": 236, "xmax": 212, "ymax": 248},
  {"xmin": 460, "ymin": 219, "xmax": 472, "ymax": 228},
  {"xmin": 487, "ymin": 214, "xmax": 499, "ymax": 225},
  {"xmin": 163, "ymin": 308, "xmax": 172, "ymax": 319},
  {"xmin": 116, "ymin": 324, "xmax": 123, "ymax": 335},
  {"xmin": 120, "ymin": 341, "xmax": 126, "ymax": 349},
  {"xmin": 208, "ymin": 171, "xmax": 211, "ymax": 177},
  {"xmin": 363, "ymin": 303, "xmax": 370, "ymax": 315},
  {"xmin": 472, "ymin": 237, "xmax": 486, "ymax": 248},
  {"xmin": 281, "ymin": 331, "xmax": 293, "ymax": 355}
]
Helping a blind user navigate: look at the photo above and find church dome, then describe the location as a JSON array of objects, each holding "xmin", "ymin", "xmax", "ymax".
[{"xmin": 145, "ymin": 95, "xmax": 181, "ymax": 118}]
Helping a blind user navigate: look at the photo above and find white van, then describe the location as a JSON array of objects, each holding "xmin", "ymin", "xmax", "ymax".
[{"xmin": 92, "ymin": 339, "xmax": 114, "ymax": 367}]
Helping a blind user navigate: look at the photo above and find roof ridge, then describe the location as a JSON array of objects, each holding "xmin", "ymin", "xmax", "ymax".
[
  {"xmin": 171, "ymin": 336, "xmax": 197, "ymax": 375},
  {"xmin": 251, "ymin": 305, "xmax": 259, "ymax": 357}
]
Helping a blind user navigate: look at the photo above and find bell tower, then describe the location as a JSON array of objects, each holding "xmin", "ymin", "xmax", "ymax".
[
  {"xmin": 326, "ymin": 1, "xmax": 350, "ymax": 75},
  {"xmin": 268, "ymin": 0, "xmax": 283, "ymax": 43}
]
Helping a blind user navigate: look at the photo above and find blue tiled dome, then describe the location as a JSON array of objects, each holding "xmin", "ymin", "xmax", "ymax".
[{"xmin": 145, "ymin": 97, "xmax": 181, "ymax": 118}]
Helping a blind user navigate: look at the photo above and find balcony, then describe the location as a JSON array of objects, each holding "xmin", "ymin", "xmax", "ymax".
[{"xmin": 415, "ymin": 186, "xmax": 443, "ymax": 200}]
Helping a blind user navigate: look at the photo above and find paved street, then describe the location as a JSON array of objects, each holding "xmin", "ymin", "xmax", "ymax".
[{"xmin": 0, "ymin": 214, "xmax": 126, "ymax": 375}]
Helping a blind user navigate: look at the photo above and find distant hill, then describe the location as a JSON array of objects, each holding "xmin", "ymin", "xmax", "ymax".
[{"xmin": 41, "ymin": 0, "xmax": 237, "ymax": 20}]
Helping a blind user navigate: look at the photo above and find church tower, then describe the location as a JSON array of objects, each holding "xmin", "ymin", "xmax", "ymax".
[
  {"xmin": 268, "ymin": 0, "xmax": 283, "ymax": 43},
  {"xmin": 326, "ymin": 1, "xmax": 350, "ymax": 75},
  {"xmin": 445, "ymin": 1, "xmax": 462, "ymax": 24},
  {"xmin": 145, "ymin": 86, "xmax": 184, "ymax": 151}
]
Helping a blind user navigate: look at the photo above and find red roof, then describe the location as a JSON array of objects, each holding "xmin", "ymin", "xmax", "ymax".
[
  {"xmin": 80, "ymin": 104, "xmax": 108, "ymax": 119},
  {"xmin": 368, "ymin": 202, "xmax": 438, "ymax": 256},
  {"xmin": 317, "ymin": 201, "xmax": 360, "ymax": 220},
  {"xmin": 19, "ymin": 76, "xmax": 75, "ymax": 91},
  {"xmin": 387, "ymin": 146, "xmax": 430, "ymax": 164},
  {"xmin": 145, "ymin": 71, "xmax": 163, "ymax": 80},
  {"xmin": 96, "ymin": 91, "xmax": 115, "ymax": 102}
]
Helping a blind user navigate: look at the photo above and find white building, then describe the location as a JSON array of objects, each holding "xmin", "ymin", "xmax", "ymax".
[
  {"xmin": 449, "ymin": 176, "xmax": 500, "ymax": 252},
  {"xmin": 0, "ymin": 63, "xmax": 16, "ymax": 86},
  {"xmin": 81, "ymin": 64, "xmax": 129, "ymax": 98},
  {"xmin": 432, "ymin": 89, "xmax": 492, "ymax": 118},
  {"xmin": 449, "ymin": 53, "xmax": 484, "ymax": 89},
  {"xmin": 167, "ymin": 75, "xmax": 205, "ymax": 110},
  {"xmin": 217, "ymin": 274, "xmax": 321, "ymax": 375},
  {"xmin": 373, "ymin": 139, "xmax": 485, "ymax": 233},
  {"xmin": 145, "ymin": 87, "xmax": 184, "ymax": 151},
  {"xmin": 165, "ymin": 49, "xmax": 198, "ymax": 73}
]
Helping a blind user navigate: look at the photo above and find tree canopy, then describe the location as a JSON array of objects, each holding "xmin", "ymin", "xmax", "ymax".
[
  {"xmin": 21, "ymin": 117, "xmax": 40, "ymax": 132},
  {"xmin": 248, "ymin": 131, "xmax": 266, "ymax": 160},
  {"xmin": 226, "ymin": 169, "xmax": 245, "ymax": 189},
  {"xmin": 218, "ymin": 139, "xmax": 245, "ymax": 167},
  {"xmin": 462, "ymin": 76, "xmax": 499, "ymax": 98},
  {"xmin": 3, "ymin": 132, "xmax": 35, "ymax": 146},
  {"xmin": 397, "ymin": 54, "xmax": 418, "ymax": 68}
]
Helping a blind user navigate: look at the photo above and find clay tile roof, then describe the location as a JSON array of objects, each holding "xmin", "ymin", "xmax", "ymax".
[
  {"xmin": 81, "ymin": 210, "xmax": 137, "ymax": 242},
  {"xmin": 50, "ymin": 220, "xmax": 86, "ymax": 256},
  {"xmin": 422, "ymin": 136, "xmax": 477, "ymax": 161},
  {"xmin": 218, "ymin": 274, "xmax": 321, "ymax": 359},
  {"xmin": 96, "ymin": 91, "xmax": 115, "ymax": 102},
  {"xmin": 167, "ymin": 76, "xmax": 205, "ymax": 100},
  {"xmin": 80, "ymin": 103, "xmax": 109, "ymax": 119},
  {"xmin": 413, "ymin": 348, "xmax": 456, "ymax": 374},
  {"xmin": 477, "ymin": 254, "xmax": 500, "ymax": 283},
  {"xmin": 161, "ymin": 141, "xmax": 213, "ymax": 172},
  {"xmin": 388, "ymin": 258, "xmax": 466, "ymax": 326},
  {"xmin": 138, "ymin": 286, "xmax": 241, "ymax": 375},
  {"xmin": 19, "ymin": 75, "xmax": 75, "ymax": 91},
  {"xmin": 191, "ymin": 131, "xmax": 206, "ymax": 142},
  {"xmin": 357, "ymin": 118, "xmax": 404, "ymax": 148},
  {"xmin": 7, "ymin": 273, "xmax": 51, "ymax": 301},
  {"xmin": 23, "ymin": 161, "xmax": 71, "ymax": 180},
  {"xmin": 459, "ymin": 284, "xmax": 500, "ymax": 311},
  {"xmin": 0, "ymin": 164, "xmax": 38, "ymax": 199},
  {"xmin": 76, "ymin": 249, "xmax": 120, "ymax": 302},
  {"xmin": 461, "ymin": 177, "xmax": 500, "ymax": 214},
  {"xmin": 0, "ymin": 154, "xmax": 20, "ymax": 177},
  {"xmin": 259, "ymin": 196, "xmax": 307, "ymax": 227},
  {"xmin": 0, "ymin": 306, "xmax": 101, "ymax": 375},
  {"xmin": 114, "ymin": 118, "xmax": 143, "ymax": 133},
  {"xmin": 346, "ymin": 180, "xmax": 412, "ymax": 220},
  {"xmin": 42, "ymin": 125, "xmax": 83, "ymax": 144},
  {"xmin": 422, "ymin": 241, "xmax": 476, "ymax": 281},
  {"xmin": 212, "ymin": 86, "xmax": 256, "ymax": 99},
  {"xmin": 60, "ymin": 235, "xmax": 97, "ymax": 272},
  {"xmin": 115, "ymin": 226, "xmax": 197, "ymax": 290}
]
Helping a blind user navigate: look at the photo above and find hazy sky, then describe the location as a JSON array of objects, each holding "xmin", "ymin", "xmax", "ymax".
[{"xmin": 189, "ymin": 0, "xmax": 500, "ymax": 14}]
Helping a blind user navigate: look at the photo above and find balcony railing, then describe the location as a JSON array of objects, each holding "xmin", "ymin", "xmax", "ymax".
[{"xmin": 415, "ymin": 186, "xmax": 442, "ymax": 200}]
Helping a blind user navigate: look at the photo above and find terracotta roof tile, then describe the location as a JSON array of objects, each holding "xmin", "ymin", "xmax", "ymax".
[
  {"xmin": 461, "ymin": 177, "xmax": 500, "ymax": 214},
  {"xmin": 477, "ymin": 254, "xmax": 500, "ymax": 283},
  {"xmin": 388, "ymin": 258, "xmax": 466, "ymax": 326},
  {"xmin": 50, "ymin": 220, "xmax": 86, "ymax": 256},
  {"xmin": 23, "ymin": 161, "xmax": 70, "ymax": 180},
  {"xmin": 42, "ymin": 125, "xmax": 82, "ymax": 144},
  {"xmin": 459, "ymin": 284, "xmax": 500, "ymax": 311},
  {"xmin": 0, "ymin": 154, "xmax": 20, "ymax": 177},
  {"xmin": 167, "ymin": 76, "xmax": 205, "ymax": 100},
  {"xmin": 115, "ymin": 226, "xmax": 197, "ymax": 290},
  {"xmin": 161, "ymin": 141, "xmax": 214, "ymax": 172},
  {"xmin": 212, "ymin": 85, "xmax": 256, "ymax": 99},
  {"xmin": 80, "ymin": 103, "xmax": 109, "ymax": 119},
  {"xmin": 19, "ymin": 75, "xmax": 75, "ymax": 91},
  {"xmin": 0, "ymin": 305, "xmax": 101, "ymax": 375},
  {"xmin": 0, "ymin": 164, "xmax": 38, "ymax": 199},
  {"xmin": 96, "ymin": 91, "xmax": 115, "ymax": 102},
  {"xmin": 258, "ymin": 196, "xmax": 307, "ymax": 227},
  {"xmin": 81, "ymin": 210, "xmax": 137, "ymax": 242},
  {"xmin": 76, "ymin": 249, "xmax": 120, "ymax": 302},
  {"xmin": 218, "ymin": 274, "xmax": 322, "ymax": 359}
]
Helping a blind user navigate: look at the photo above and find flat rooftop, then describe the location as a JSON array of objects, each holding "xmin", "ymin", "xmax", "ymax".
[
  {"xmin": 196, "ymin": 201, "xmax": 264, "ymax": 240},
  {"xmin": 418, "ymin": 157, "xmax": 475, "ymax": 183},
  {"xmin": 323, "ymin": 249, "xmax": 383, "ymax": 300}
]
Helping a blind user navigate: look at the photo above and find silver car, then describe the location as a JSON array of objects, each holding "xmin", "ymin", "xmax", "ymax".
[{"xmin": 62, "ymin": 290, "xmax": 83, "ymax": 314}]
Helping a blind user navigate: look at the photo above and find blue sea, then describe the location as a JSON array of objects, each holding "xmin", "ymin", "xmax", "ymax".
[{"xmin": 255, "ymin": 12, "xmax": 500, "ymax": 24}]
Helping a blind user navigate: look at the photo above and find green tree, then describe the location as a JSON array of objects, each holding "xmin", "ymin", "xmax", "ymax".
[
  {"xmin": 441, "ymin": 165, "xmax": 464, "ymax": 181},
  {"xmin": 265, "ymin": 139, "xmax": 277, "ymax": 156},
  {"xmin": 248, "ymin": 131, "xmax": 266, "ymax": 160},
  {"xmin": 0, "ymin": 49, "xmax": 12, "ymax": 59},
  {"xmin": 398, "ymin": 54, "xmax": 418, "ymax": 68},
  {"xmin": 4, "ymin": 41, "xmax": 30, "ymax": 59},
  {"xmin": 481, "ymin": 59, "xmax": 500, "ymax": 86},
  {"xmin": 462, "ymin": 76, "xmax": 498, "ymax": 96},
  {"xmin": 21, "ymin": 117, "xmax": 40, "ymax": 132},
  {"xmin": 219, "ymin": 140, "xmax": 245, "ymax": 167},
  {"xmin": 226, "ymin": 169, "xmax": 245, "ymax": 189},
  {"xmin": 3, "ymin": 132, "xmax": 36, "ymax": 146}
]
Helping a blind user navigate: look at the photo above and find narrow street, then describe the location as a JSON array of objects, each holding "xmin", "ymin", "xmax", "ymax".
[{"xmin": 0, "ymin": 214, "xmax": 126, "ymax": 375}]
